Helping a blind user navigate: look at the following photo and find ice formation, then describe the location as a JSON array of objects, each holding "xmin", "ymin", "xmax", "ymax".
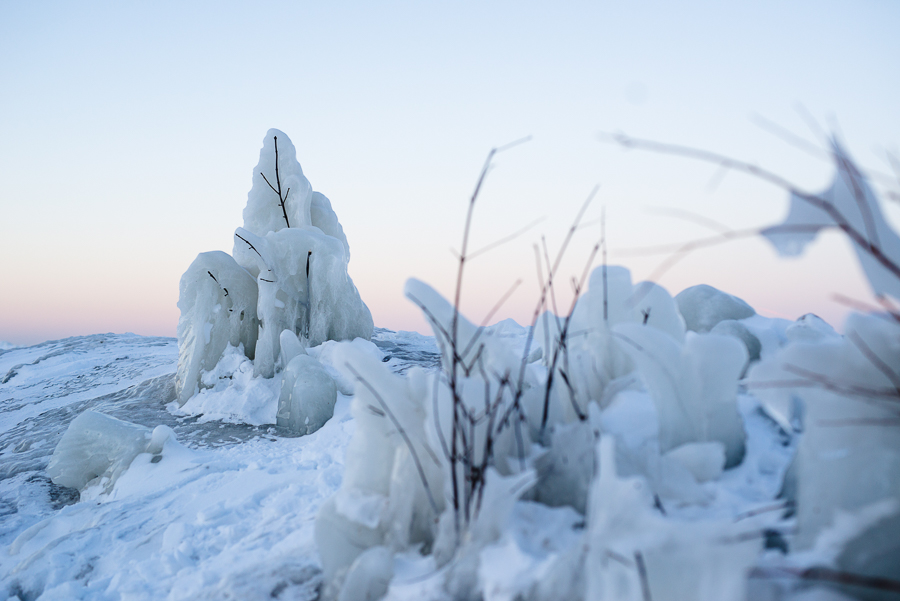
[
  {"xmin": 315, "ymin": 266, "xmax": 766, "ymax": 599},
  {"xmin": 749, "ymin": 312, "xmax": 900, "ymax": 554},
  {"xmin": 579, "ymin": 437, "xmax": 760, "ymax": 601},
  {"xmin": 47, "ymin": 410, "xmax": 175, "ymax": 493},
  {"xmin": 533, "ymin": 266, "xmax": 686, "ymax": 425},
  {"xmin": 675, "ymin": 284, "xmax": 755, "ymax": 333},
  {"xmin": 175, "ymin": 251, "xmax": 259, "ymax": 405},
  {"xmin": 617, "ymin": 323, "xmax": 748, "ymax": 467},
  {"xmin": 746, "ymin": 143, "xmax": 900, "ymax": 591},
  {"xmin": 277, "ymin": 353, "xmax": 338, "ymax": 435},
  {"xmin": 175, "ymin": 129, "xmax": 373, "ymax": 426}
]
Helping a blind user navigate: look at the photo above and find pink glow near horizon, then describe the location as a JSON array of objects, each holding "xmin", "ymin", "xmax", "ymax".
[{"xmin": 1, "ymin": 1, "xmax": 897, "ymax": 347}]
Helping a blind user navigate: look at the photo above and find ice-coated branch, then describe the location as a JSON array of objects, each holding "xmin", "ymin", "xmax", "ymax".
[
  {"xmin": 260, "ymin": 135, "xmax": 292, "ymax": 228},
  {"xmin": 206, "ymin": 271, "xmax": 229, "ymax": 297},
  {"xmin": 444, "ymin": 136, "xmax": 530, "ymax": 535},
  {"xmin": 601, "ymin": 131, "xmax": 900, "ymax": 290},
  {"xmin": 234, "ymin": 232, "xmax": 263, "ymax": 258},
  {"xmin": 539, "ymin": 238, "xmax": 601, "ymax": 434},
  {"xmin": 846, "ymin": 329, "xmax": 900, "ymax": 395}
]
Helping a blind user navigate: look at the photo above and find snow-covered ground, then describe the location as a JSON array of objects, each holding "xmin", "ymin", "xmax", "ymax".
[
  {"xmin": 0, "ymin": 329, "xmax": 442, "ymax": 600},
  {"xmin": 0, "ymin": 325, "xmax": 801, "ymax": 600}
]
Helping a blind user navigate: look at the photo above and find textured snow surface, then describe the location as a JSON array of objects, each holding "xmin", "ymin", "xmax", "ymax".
[{"xmin": 0, "ymin": 331, "xmax": 443, "ymax": 600}]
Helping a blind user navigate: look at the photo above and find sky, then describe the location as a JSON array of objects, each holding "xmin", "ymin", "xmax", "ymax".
[{"xmin": 1, "ymin": 0, "xmax": 898, "ymax": 346}]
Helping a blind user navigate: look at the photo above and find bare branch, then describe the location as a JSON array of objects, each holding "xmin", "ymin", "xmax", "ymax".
[
  {"xmin": 601, "ymin": 131, "xmax": 900, "ymax": 284},
  {"xmin": 234, "ymin": 232, "xmax": 263, "ymax": 258}
]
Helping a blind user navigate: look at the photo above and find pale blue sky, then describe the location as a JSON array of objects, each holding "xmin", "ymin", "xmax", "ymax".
[{"xmin": 1, "ymin": 0, "xmax": 898, "ymax": 345}]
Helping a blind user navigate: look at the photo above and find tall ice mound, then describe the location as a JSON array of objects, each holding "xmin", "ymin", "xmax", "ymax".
[{"xmin": 176, "ymin": 129, "xmax": 373, "ymax": 404}]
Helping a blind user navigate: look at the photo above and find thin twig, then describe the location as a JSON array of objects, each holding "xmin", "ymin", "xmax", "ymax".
[{"xmin": 468, "ymin": 217, "xmax": 545, "ymax": 260}]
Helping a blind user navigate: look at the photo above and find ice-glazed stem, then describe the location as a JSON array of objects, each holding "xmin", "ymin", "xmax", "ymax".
[{"xmin": 260, "ymin": 135, "xmax": 291, "ymax": 228}]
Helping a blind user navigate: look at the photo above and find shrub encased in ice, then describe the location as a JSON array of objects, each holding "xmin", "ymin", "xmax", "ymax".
[
  {"xmin": 534, "ymin": 266, "xmax": 685, "ymax": 422},
  {"xmin": 579, "ymin": 437, "xmax": 759, "ymax": 601},
  {"xmin": 47, "ymin": 411, "xmax": 174, "ymax": 493},
  {"xmin": 175, "ymin": 251, "xmax": 259, "ymax": 405},
  {"xmin": 277, "ymin": 354, "xmax": 337, "ymax": 435},
  {"xmin": 315, "ymin": 343, "xmax": 443, "ymax": 589},
  {"xmin": 234, "ymin": 225, "xmax": 373, "ymax": 377},
  {"xmin": 241, "ymin": 130, "xmax": 349, "ymax": 253},
  {"xmin": 176, "ymin": 129, "xmax": 372, "ymax": 413}
]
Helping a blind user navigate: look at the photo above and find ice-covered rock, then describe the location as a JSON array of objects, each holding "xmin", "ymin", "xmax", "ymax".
[
  {"xmin": 175, "ymin": 251, "xmax": 259, "ymax": 405},
  {"xmin": 675, "ymin": 284, "xmax": 755, "ymax": 333},
  {"xmin": 277, "ymin": 354, "xmax": 337, "ymax": 435},
  {"xmin": 47, "ymin": 411, "xmax": 175, "ymax": 493}
]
